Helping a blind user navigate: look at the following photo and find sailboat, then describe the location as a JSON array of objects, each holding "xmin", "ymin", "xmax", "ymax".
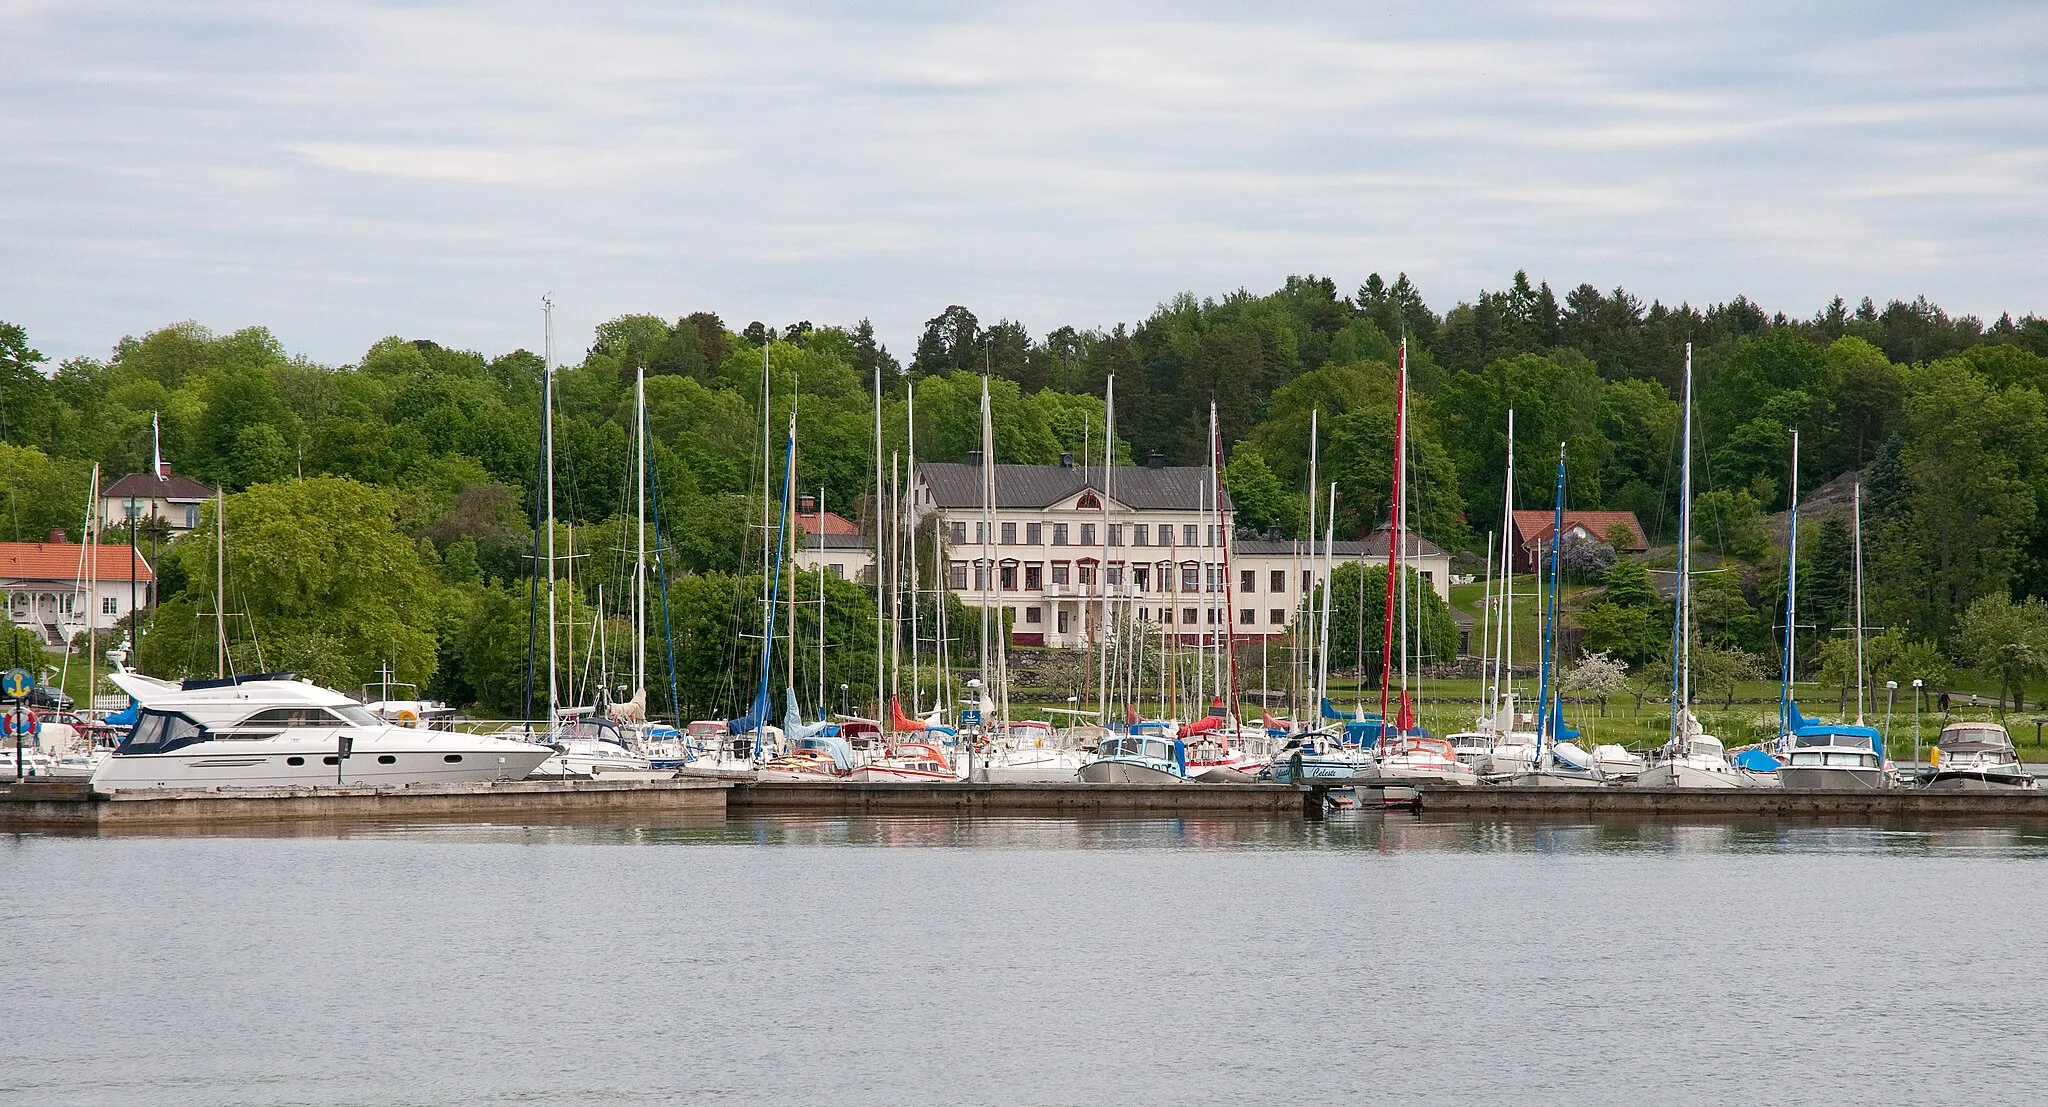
[
  {"xmin": 1270, "ymin": 481, "xmax": 1376, "ymax": 783},
  {"xmin": 1777, "ymin": 483, "xmax": 1890, "ymax": 790},
  {"xmin": 1365, "ymin": 338, "xmax": 1474, "ymax": 786},
  {"xmin": 1635, "ymin": 344, "xmax": 1761, "ymax": 789},
  {"xmin": 1494, "ymin": 443, "xmax": 1603, "ymax": 787}
]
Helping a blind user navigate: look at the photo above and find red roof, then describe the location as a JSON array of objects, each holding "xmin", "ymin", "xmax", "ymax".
[
  {"xmin": 103, "ymin": 470, "xmax": 217, "ymax": 502},
  {"xmin": 0, "ymin": 542, "xmax": 154, "ymax": 583},
  {"xmin": 797, "ymin": 510, "xmax": 859, "ymax": 537},
  {"xmin": 1511, "ymin": 510, "xmax": 1648, "ymax": 550}
]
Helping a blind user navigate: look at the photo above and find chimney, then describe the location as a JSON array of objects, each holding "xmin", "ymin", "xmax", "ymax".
[
  {"xmin": 967, "ymin": 449, "xmax": 983, "ymax": 466},
  {"xmin": 49, "ymin": 528, "xmax": 68, "ymax": 544},
  {"xmin": 799, "ymin": 494, "xmax": 816, "ymax": 515},
  {"xmin": 1146, "ymin": 452, "xmax": 1165, "ymax": 469},
  {"xmin": 1059, "ymin": 452, "xmax": 1073, "ymax": 468}
]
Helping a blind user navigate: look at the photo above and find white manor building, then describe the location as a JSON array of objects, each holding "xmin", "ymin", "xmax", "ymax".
[{"xmin": 907, "ymin": 456, "xmax": 1450, "ymax": 650}]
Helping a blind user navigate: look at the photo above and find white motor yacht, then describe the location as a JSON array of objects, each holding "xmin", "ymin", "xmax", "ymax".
[
  {"xmin": 90, "ymin": 671, "xmax": 553, "ymax": 791},
  {"xmin": 1924, "ymin": 722, "xmax": 2035, "ymax": 791}
]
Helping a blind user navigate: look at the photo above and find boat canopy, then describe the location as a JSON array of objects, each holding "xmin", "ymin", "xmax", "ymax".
[
  {"xmin": 1938, "ymin": 724, "xmax": 2015, "ymax": 752},
  {"xmin": 1321, "ymin": 698, "xmax": 1358, "ymax": 722},
  {"xmin": 1733, "ymin": 748, "xmax": 1783, "ymax": 772},
  {"xmin": 792, "ymin": 735, "xmax": 856, "ymax": 771},
  {"xmin": 116, "ymin": 709, "xmax": 210, "ymax": 755}
]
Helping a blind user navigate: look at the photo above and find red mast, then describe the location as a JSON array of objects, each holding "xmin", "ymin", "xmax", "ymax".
[
  {"xmin": 1379, "ymin": 340, "xmax": 1405, "ymax": 729},
  {"xmin": 1213, "ymin": 407, "xmax": 1241, "ymax": 726}
]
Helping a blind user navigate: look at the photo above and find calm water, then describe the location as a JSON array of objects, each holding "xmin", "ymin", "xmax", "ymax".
[{"xmin": 4, "ymin": 815, "xmax": 2044, "ymax": 1106}]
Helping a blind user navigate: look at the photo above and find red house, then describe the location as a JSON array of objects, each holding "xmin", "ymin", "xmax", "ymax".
[{"xmin": 1509, "ymin": 510, "xmax": 1648, "ymax": 574}]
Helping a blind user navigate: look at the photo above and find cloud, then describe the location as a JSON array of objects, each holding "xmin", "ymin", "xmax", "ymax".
[{"xmin": 0, "ymin": 0, "xmax": 2044, "ymax": 364}]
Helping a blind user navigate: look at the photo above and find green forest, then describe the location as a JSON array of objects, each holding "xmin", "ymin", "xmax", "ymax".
[{"xmin": 5, "ymin": 272, "xmax": 2048, "ymax": 720}]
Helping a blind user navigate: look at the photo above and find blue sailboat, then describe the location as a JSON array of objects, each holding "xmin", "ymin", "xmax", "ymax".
[{"xmin": 1498, "ymin": 443, "xmax": 1602, "ymax": 787}]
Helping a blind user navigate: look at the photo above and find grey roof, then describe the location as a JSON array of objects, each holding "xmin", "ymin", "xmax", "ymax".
[
  {"xmin": 803, "ymin": 533, "xmax": 873, "ymax": 551},
  {"xmin": 1236, "ymin": 528, "xmax": 1447, "ymax": 560},
  {"xmin": 103, "ymin": 470, "xmax": 216, "ymax": 503},
  {"xmin": 918, "ymin": 462, "xmax": 1232, "ymax": 513}
]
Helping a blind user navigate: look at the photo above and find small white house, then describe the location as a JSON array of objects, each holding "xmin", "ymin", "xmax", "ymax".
[{"xmin": 1, "ymin": 538, "xmax": 155, "ymax": 645}]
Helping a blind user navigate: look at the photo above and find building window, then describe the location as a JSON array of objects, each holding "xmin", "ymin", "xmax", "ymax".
[
  {"xmin": 183, "ymin": 505, "xmax": 198, "ymax": 528},
  {"xmin": 1106, "ymin": 567, "xmax": 1122, "ymax": 586},
  {"xmin": 1052, "ymin": 563, "xmax": 1070, "ymax": 586},
  {"xmin": 1052, "ymin": 523, "xmax": 1069, "ymax": 546},
  {"xmin": 1025, "ymin": 605, "xmax": 1042, "ymax": 624},
  {"xmin": 100, "ymin": 596, "xmax": 117, "ymax": 615},
  {"xmin": 1302, "ymin": 571, "xmax": 1313, "ymax": 592},
  {"xmin": 1001, "ymin": 521, "xmax": 1017, "ymax": 544},
  {"xmin": 1183, "ymin": 525, "xmax": 1198, "ymax": 546},
  {"xmin": 1080, "ymin": 523, "xmax": 1095, "ymax": 546},
  {"xmin": 1205, "ymin": 608, "xmax": 1218, "ymax": 624},
  {"xmin": 1133, "ymin": 524, "xmax": 1149, "ymax": 546},
  {"xmin": 950, "ymin": 522, "xmax": 967, "ymax": 545},
  {"xmin": 1160, "ymin": 526, "xmax": 1173, "ymax": 548},
  {"xmin": 976, "ymin": 521, "xmax": 988, "ymax": 544},
  {"xmin": 1133, "ymin": 566, "xmax": 1149, "ymax": 591},
  {"xmin": 1107, "ymin": 524, "xmax": 1122, "ymax": 547},
  {"xmin": 1182, "ymin": 607, "xmax": 1198, "ymax": 625},
  {"xmin": 950, "ymin": 562, "xmax": 968, "ymax": 590},
  {"xmin": 1025, "ymin": 564, "xmax": 1043, "ymax": 590},
  {"xmin": 1000, "ymin": 565, "xmax": 1017, "ymax": 590},
  {"xmin": 123, "ymin": 499, "xmax": 141, "ymax": 520},
  {"xmin": 828, "ymin": 564, "xmax": 845, "ymax": 579},
  {"xmin": 1271, "ymin": 570, "xmax": 1286, "ymax": 592},
  {"xmin": 974, "ymin": 564, "xmax": 990, "ymax": 590},
  {"xmin": 1079, "ymin": 565, "xmax": 1094, "ymax": 586},
  {"xmin": 1058, "ymin": 609, "xmax": 1070, "ymax": 633},
  {"xmin": 1239, "ymin": 608, "xmax": 1255, "ymax": 625},
  {"xmin": 1027, "ymin": 522, "xmax": 1042, "ymax": 545},
  {"xmin": 1270, "ymin": 608, "xmax": 1286, "ymax": 625},
  {"xmin": 1181, "ymin": 565, "xmax": 1200, "ymax": 592},
  {"xmin": 1240, "ymin": 570, "xmax": 1255, "ymax": 593},
  {"xmin": 1420, "ymin": 571, "xmax": 1433, "ymax": 586},
  {"xmin": 1207, "ymin": 566, "xmax": 1224, "ymax": 591},
  {"xmin": 1208, "ymin": 526, "xmax": 1218, "ymax": 547}
]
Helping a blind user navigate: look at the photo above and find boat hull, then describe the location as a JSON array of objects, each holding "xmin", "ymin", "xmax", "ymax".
[
  {"xmin": 1078, "ymin": 759, "xmax": 1183, "ymax": 784},
  {"xmin": 1778, "ymin": 765, "xmax": 1890, "ymax": 791},
  {"xmin": 1922, "ymin": 769, "xmax": 2036, "ymax": 791},
  {"xmin": 1632, "ymin": 763, "xmax": 1760, "ymax": 789},
  {"xmin": 90, "ymin": 742, "xmax": 554, "ymax": 791},
  {"xmin": 1490, "ymin": 769, "xmax": 1604, "ymax": 788}
]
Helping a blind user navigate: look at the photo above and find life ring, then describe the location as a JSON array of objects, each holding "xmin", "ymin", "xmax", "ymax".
[{"xmin": 396, "ymin": 708, "xmax": 420, "ymax": 725}]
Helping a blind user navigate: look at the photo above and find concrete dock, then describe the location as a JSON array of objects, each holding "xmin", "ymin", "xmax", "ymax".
[{"xmin": 9, "ymin": 777, "xmax": 2048, "ymax": 831}]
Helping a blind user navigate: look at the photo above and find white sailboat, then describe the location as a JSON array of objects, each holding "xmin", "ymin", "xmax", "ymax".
[{"xmin": 1635, "ymin": 343, "xmax": 1760, "ymax": 789}]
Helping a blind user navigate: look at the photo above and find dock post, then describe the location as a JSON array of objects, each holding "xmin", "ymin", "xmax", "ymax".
[{"xmin": 1301, "ymin": 783, "xmax": 1325, "ymax": 820}]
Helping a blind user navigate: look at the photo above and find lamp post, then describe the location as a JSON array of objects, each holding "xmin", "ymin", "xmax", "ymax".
[
  {"xmin": 1884, "ymin": 680, "xmax": 1897, "ymax": 761},
  {"xmin": 1911, "ymin": 678, "xmax": 1923, "ymax": 772},
  {"xmin": 839, "ymin": 683, "xmax": 849, "ymax": 718}
]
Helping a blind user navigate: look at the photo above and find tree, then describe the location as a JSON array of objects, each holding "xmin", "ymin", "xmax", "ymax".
[
  {"xmin": 138, "ymin": 477, "xmax": 442, "ymax": 688},
  {"xmin": 1304, "ymin": 563, "xmax": 1460, "ymax": 683},
  {"xmin": 1691, "ymin": 642, "xmax": 1765, "ymax": 708},
  {"xmin": 1559, "ymin": 535, "xmax": 1617, "ymax": 582},
  {"xmin": 1562, "ymin": 650, "xmax": 1628, "ymax": 716},
  {"xmin": 1957, "ymin": 593, "xmax": 2048, "ymax": 713},
  {"xmin": 1223, "ymin": 444, "xmax": 1295, "ymax": 537}
]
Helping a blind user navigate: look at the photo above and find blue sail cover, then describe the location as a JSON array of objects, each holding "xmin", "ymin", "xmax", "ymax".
[
  {"xmin": 1321, "ymin": 698, "xmax": 1358, "ymax": 722},
  {"xmin": 792, "ymin": 735, "xmax": 856, "ymax": 771},
  {"xmin": 1734, "ymin": 748, "xmax": 1783, "ymax": 771},
  {"xmin": 783, "ymin": 688, "xmax": 832, "ymax": 741},
  {"xmin": 1786, "ymin": 700, "xmax": 1882, "ymax": 751},
  {"xmin": 726, "ymin": 687, "xmax": 770, "ymax": 735}
]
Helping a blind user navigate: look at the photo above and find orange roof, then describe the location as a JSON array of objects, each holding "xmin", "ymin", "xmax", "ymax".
[
  {"xmin": 0, "ymin": 542, "xmax": 154, "ymax": 583},
  {"xmin": 797, "ymin": 510, "xmax": 859, "ymax": 537},
  {"xmin": 1511, "ymin": 510, "xmax": 1648, "ymax": 550}
]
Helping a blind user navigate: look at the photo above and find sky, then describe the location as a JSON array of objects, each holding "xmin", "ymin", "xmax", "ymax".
[{"xmin": 2, "ymin": 0, "xmax": 2044, "ymax": 367}]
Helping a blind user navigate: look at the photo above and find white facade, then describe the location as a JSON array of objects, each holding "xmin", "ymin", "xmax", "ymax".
[
  {"xmin": 1, "ymin": 543, "xmax": 154, "ymax": 646},
  {"xmin": 909, "ymin": 461, "xmax": 1451, "ymax": 650}
]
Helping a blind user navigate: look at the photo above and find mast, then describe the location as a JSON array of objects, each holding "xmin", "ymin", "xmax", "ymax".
[
  {"xmin": 1478, "ymin": 529, "xmax": 1493, "ymax": 719},
  {"xmin": 1535, "ymin": 443, "xmax": 1566, "ymax": 763},
  {"xmin": 753, "ymin": 417, "xmax": 795, "ymax": 756},
  {"xmin": 1316, "ymin": 484, "xmax": 1338, "ymax": 716},
  {"xmin": 214, "ymin": 484, "xmax": 226, "ymax": 678},
  {"xmin": 907, "ymin": 380, "xmax": 922, "ymax": 715},
  {"xmin": 978, "ymin": 376, "xmax": 995, "ymax": 721},
  {"xmin": 787, "ymin": 414, "xmax": 799, "ymax": 696},
  {"xmin": 543, "ymin": 296, "xmax": 559, "ymax": 720},
  {"xmin": 1498, "ymin": 410, "xmax": 1516, "ymax": 724},
  {"xmin": 1853, "ymin": 481, "xmax": 1866, "ymax": 725},
  {"xmin": 818, "ymin": 488, "xmax": 827, "ymax": 718},
  {"xmin": 1304, "ymin": 408, "xmax": 1319, "ymax": 726},
  {"xmin": 634, "ymin": 358, "xmax": 647, "ymax": 698},
  {"xmin": 1780, "ymin": 430, "xmax": 1801, "ymax": 745},
  {"xmin": 1380, "ymin": 341, "xmax": 1406, "ymax": 727},
  {"xmin": 1214, "ymin": 401, "xmax": 1239, "ymax": 722},
  {"xmin": 1097, "ymin": 376, "xmax": 1115, "ymax": 722},
  {"xmin": 873, "ymin": 365, "xmax": 886, "ymax": 723},
  {"xmin": 1669, "ymin": 342, "xmax": 1696, "ymax": 751},
  {"xmin": 891, "ymin": 450, "xmax": 902, "ymax": 703}
]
